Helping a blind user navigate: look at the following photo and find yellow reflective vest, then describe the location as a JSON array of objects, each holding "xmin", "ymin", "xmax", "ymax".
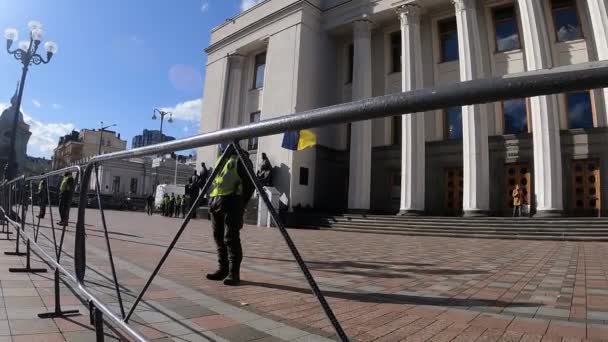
[
  {"xmin": 209, "ymin": 155, "xmax": 241, "ymax": 197},
  {"xmin": 59, "ymin": 176, "xmax": 73, "ymax": 193}
]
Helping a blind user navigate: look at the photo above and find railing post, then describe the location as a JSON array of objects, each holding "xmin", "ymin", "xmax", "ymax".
[
  {"xmin": 9, "ymin": 239, "xmax": 47, "ymax": 273},
  {"xmin": 38, "ymin": 268, "xmax": 80, "ymax": 318}
]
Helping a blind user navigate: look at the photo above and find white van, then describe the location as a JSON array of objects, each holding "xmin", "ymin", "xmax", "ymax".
[{"xmin": 155, "ymin": 184, "xmax": 186, "ymax": 209}]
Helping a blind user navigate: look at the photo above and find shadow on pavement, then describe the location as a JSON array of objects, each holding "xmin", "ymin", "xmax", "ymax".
[{"xmin": 241, "ymin": 280, "xmax": 540, "ymax": 309}]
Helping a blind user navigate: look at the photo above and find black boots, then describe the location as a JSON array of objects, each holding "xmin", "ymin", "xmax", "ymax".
[{"xmin": 206, "ymin": 268, "xmax": 228, "ymax": 281}]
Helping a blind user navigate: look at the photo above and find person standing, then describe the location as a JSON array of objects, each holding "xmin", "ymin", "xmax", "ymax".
[
  {"xmin": 206, "ymin": 145, "xmax": 255, "ymax": 286},
  {"xmin": 256, "ymin": 153, "xmax": 273, "ymax": 187},
  {"xmin": 58, "ymin": 172, "xmax": 75, "ymax": 225},
  {"xmin": 182, "ymin": 193, "xmax": 190, "ymax": 218},
  {"xmin": 175, "ymin": 195, "xmax": 182, "ymax": 218},
  {"xmin": 168, "ymin": 193, "xmax": 175, "ymax": 218},
  {"xmin": 512, "ymin": 184, "xmax": 522, "ymax": 217},
  {"xmin": 146, "ymin": 194, "xmax": 154, "ymax": 216},
  {"xmin": 37, "ymin": 175, "xmax": 47, "ymax": 219},
  {"xmin": 161, "ymin": 194, "xmax": 168, "ymax": 216}
]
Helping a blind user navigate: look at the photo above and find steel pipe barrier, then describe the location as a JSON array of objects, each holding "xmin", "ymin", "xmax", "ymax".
[{"xmin": 0, "ymin": 60, "xmax": 606, "ymax": 341}]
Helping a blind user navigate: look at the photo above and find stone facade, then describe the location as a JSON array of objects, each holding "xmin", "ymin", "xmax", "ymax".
[
  {"xmin": 198, "ymin": 0, "xmax": 608, "ymax": 216},
  {"xmin": 53, "ymin": 128, "xmax": 127, "ymax": 169}
]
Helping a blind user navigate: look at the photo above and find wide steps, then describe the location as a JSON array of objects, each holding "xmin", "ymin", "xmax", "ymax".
[{"xmin": 289, "ymin": 214, "xmax": 608, "ymax": 241}]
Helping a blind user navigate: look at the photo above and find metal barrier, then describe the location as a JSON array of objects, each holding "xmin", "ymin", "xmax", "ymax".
[{"xmin": 0, "ymin": 60, "xmax": 607, "ymax": 341}]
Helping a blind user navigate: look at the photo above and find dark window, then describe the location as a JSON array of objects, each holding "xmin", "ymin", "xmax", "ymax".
[
  {"xmin": 112, "ymin": 176, "xmax": 120, "ymax": 194},
  {"xmin": 551, "ymin": 0, "xmax": 582, "ymax": 42},
  {"xmin": 391, "ymin": 31, "xmax": 401, "ymax": 73},
  {"xmin": 445, "ymin": 107, "xmax": 462, "ymax": 140},
  {"xmin": 299, "ymin": 167, "xmax": 309, "ymax": 186},
  {"xmin": 503, "ymin": 99, "xmax": 528, "ymax": 134},
  {"xmin": 392, "ymin": 116, "xmax": 402, "ymax": 145},
  {"xmin": 567, "ymin": 91, "xmax": 594, "ymax": 129},
  {"xmin": 439, "ymin": 18, "xmax": 459, "ymax": 63},
  {"xmin": 130, "ymin": 178, "xmax": 138, "ymax": 194},
  {"xmin": 493, "ymin": 5, "xmax": 521, "ymax": 52},
  {"xmin": 248, "ymin": 112, "xmax": 261, "ymax": 150},
  {"xmin": 253, "ymin": 52, "xmax": 266, "ymax": 89},
  {"xmin": 347, "ymin": 44, "xmax": 354, "ymax": 83}
]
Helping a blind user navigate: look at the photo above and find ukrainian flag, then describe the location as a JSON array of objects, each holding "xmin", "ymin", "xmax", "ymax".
[{"xmin": 281, "ymin": 129, "xmax": 317, "ymax": 151}]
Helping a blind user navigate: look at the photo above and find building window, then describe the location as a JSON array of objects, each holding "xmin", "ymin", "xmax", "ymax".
[
  {"xmin": 299, "ymin": 167, "xmax": 309, "ymax": 186},
  {"xmin": 551, "ymin": 0, "xmax": 582, "ymax": 42},
  {"xmin": 391, "ymin": 31, "xmax": 401, "ymax": 73},
  {"xmin": 130, "ymin": 178, "xmax": 138, "ymax": 194},
  {"xmin": 112, "ymin": 176, "xmax": 120, "ymax": 193},
  {"xmin": 439, "ymin": 17, "xmax": 459, "ymax": 63},
  {"xmin": 392, "ymin": 116, "xmax": 402, "ymax": 145},
  {"xmin": 253, "ymin": 52, "xmax": 266, "ymax": 89},
  {"xmin": 248, "ymin": 112, "xmax": 261, "ymax": 150},
  {"xmin": 493, "ymin": 5, "xmax": 521, "ymax": 52},
  {"xmin": 567, "ymin": 91, "xmax": 594, "ymax": 129},
  {"xmin": 503, "ymin": 99, "xmax": 528, "ymax": 134},
  {"xmin": 445, "ymin": 107, "xmax": 462, "ymax": 140},
  {"xmin": 346, "ymin": 44, "xmax": 354, "ymax": 84}
]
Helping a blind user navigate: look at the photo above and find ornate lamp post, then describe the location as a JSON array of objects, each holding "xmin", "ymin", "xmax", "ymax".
[
  {"xmin": 4, "ymin": 21, "xmax": 57, "ymax": 179},
  {"xmin": 98, "ymin": 121, "xmax": 117, "ymax": 155},
  {"xmin": 152, "ymin": 109, "xmax": 172, "ymax": 187},
  {"xmin": 152, "ymin": 108, "xmax": 172, "ymax": 143}
]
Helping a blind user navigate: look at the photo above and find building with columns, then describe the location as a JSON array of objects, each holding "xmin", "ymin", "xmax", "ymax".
[{"xmin": 197, "ymin": 0, "xmax": 608, "ymax": 216}]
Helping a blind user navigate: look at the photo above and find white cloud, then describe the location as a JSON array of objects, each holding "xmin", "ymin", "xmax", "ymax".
[
  {"xmin": 0, "ymin": 102, "xmax": 74, "ymax": 158},
  {"xmin": 160, "ymin": 98, "xmax": 202, "ymax": 122},
  {"xmin": 241, "ymin": 0, "xmax": 264, "ymax": 11},
  {"xmin": 32, "ymin": 99, "xmax": 41, "ymax": 108},
  {"xmin": 52, "ymin": 103, "xmax": 62, "ymax": 110},
  {"xmin": 200, "ymin": 0, "xmax": 209, "ymax": 13}
]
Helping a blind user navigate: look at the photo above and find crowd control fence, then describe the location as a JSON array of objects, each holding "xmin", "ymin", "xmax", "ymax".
[{"xmin": 1, "ymin": 60, "xmax": 608, "ymax": 341}]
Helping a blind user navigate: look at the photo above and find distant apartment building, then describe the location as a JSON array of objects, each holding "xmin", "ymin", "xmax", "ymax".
[
  {"xmin": 131, "ymin": 129, "xmax": 175, "ymax": 149},
  {"xmin": 52, "ymin": 128, "xmax": 127, "ymax": 169}
]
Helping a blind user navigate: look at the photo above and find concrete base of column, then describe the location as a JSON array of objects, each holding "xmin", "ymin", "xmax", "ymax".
[
  {"xmin": 347, "ymin": 209, "xmax": 370, "ymax": 215},
  {"xmin": 397, "ymin": 210, "xmax": 424, "ymax": 216},
  {"xmin": 462, "ymin": 210, "xmax": 489, "ymax": 217},
  {"xmin": 533, "ymin": 209, "xmax": 563, "ymax": 218}
]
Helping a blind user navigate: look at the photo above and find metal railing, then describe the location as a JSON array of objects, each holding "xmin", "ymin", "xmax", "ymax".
[{"xmin": 0, "ymin": 60, "xmax": 607, "ymax": 341}]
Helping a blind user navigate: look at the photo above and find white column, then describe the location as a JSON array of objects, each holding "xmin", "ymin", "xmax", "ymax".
[
  {"xmin": 587, "ymin": 0, "xmax": 608, "ymax": 126},
  {"xmin": 518, "ymin": 0, "xmax": 563, "ymax": 215},
  {"xmin": 453, "ymin": 0, "xmax": 490, "ymax": 216},
  {"xmin": 396, "ymin": 4, "xmax": 425, "ymax": 215},
  {"xmin": 224, "ymin": 54, "xmax": 245, "ymax": 128},
  {"xmin": 348, "ymin": 18, "xmax": 373, "ymax": 211}
]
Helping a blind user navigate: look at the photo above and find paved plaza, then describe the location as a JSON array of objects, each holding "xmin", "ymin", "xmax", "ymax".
[{"xmin": 0, "ymin": 208, "xmax": 608, "ymax": 341}]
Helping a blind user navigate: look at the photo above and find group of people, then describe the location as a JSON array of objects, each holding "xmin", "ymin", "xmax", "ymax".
[{"xmin": 158, "ymin": 193, "xmax": 190, "ymax": 218}]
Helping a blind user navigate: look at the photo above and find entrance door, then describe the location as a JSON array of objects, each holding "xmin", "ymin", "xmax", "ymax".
[
  {"xmin": 505, "ymin": 163, "xmax": 531, "ymax": 214},
  {"xmin": 444, "ymin": 167, "xmax": 463, "ymax": 215},
  {"xmin": 572, "ymin": 159, "xmax": 601, "ymax": 215}
]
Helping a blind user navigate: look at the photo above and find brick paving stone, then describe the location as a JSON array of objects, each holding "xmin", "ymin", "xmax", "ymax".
[
  {"xmin": 451, "ymin": 325, "xmax": 487, "ymax": 342},
  {"xmin": 470, "ymin": 313, "xmax": 514, "ymax": 330},
  {"xmin": 545, "ymin": 321, "xmax": 587, "ymax": 339},
  {"xmin": 506, "ymin": 317, "xmax": 550, "ymax": 336},
  {"xmin": 12, "ymin": 333, "xmax": 66, "ymax": 342},
  {"xmin": 476, "ymin": 328, "xmax": 507, "ymax": 342},
  {"xmin": 190, "ymin": 314, "xmax": 240, "ymax": 331},
  {"xmin": 497, "ymin": 330, "xmax": 524, "ymax": 342}
]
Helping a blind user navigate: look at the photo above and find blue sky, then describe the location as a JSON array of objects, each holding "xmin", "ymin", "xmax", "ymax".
[{"xmin": 0, "ymin": 0, "xmax": 263, "ymax": 158}]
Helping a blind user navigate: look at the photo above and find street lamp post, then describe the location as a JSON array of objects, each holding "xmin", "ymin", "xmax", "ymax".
[
  {"xmin": 4, "ymin": 21, "xmax": 57, "ymax": 180},
  {"xmin": 152, "ymin": 109, "xmax": 172, "ymax": 187},
  {"xmin": 98, "ymin": 121, "xmax": 117, "ymax": 155}
]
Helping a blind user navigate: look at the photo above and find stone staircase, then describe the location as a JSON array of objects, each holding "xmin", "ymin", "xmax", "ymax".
[{"xmin": 287, "ymin": 213, "xmax": 608, "ymax": 241}]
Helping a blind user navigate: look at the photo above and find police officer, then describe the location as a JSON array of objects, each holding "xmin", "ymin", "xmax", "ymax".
[
  {"xmin": 182, "ymin": 193, "xmax": 190, "ymax": 218},
  {"xmin": 206, "ymin": 144, "xmax": 254, "ymax": 286},
  {"xmin": 168, "ymin": 193, "xmax": 175, "ymax": 218},
  {"xmin": 58, "ymin": 172, "xmax": 74, "ymax": 226},
  {"xmin": 37, "ymin": 174, "xmax": 47, "ymax": 219},
  {"xmin": 175, "ymin": 195, "xmax": 182, "ymax": 218}
]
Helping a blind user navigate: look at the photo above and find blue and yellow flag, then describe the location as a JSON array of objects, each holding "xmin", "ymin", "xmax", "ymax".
[{"xmin": 281, "ymin": 129, "xmax": 316, "ymax": 151}]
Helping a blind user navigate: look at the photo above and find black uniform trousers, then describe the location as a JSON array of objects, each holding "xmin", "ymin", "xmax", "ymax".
[
  {"xmin": 209, "ymin": 194, "xmax": 244, "ymax": 274},
  {"xmin": 58, "ymin": 193, "xmax": 72, "ymax": 224}
]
